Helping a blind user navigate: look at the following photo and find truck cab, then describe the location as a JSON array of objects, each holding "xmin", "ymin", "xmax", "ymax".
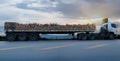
[{"xmin": 100, "ymin": 18, "xmax": 117, "ymax": 39}]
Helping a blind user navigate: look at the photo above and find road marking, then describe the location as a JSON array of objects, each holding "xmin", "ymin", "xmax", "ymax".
[
  {"xmin": 85, "ymin": 44, "xmax": 110, "ymax": 50},
  {"xmin": 40, "ymin": 44, "xmax": 76, "ymax": 51},
  {"xmin": 0, "ymin": 45, "xmax": 34, "ymax": 51}
]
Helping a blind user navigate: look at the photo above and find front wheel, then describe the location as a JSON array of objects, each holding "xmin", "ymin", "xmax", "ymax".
[{"xmin": 108, "ymin": 33, "xmax": 115, "ymax": 40}]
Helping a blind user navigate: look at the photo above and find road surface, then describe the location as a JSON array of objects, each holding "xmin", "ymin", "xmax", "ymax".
[{"xmin": 0, "ymin": 40, "xmax": 120, "ymax": 61}]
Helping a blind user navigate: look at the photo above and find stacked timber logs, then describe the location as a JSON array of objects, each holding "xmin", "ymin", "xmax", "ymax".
[{"xmin": 5, "ymin": 22, "xmax": 96, "ymax": 31}]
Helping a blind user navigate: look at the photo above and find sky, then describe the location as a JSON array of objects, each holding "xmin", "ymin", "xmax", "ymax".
[{"xmin": 0, "ymin": 0, "xmax": 120, "ymax": 35}]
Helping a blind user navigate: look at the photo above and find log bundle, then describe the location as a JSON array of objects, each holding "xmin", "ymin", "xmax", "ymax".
[{"xmin": 5, "ymin": 22, "xmax": 96, "ymax": 31}]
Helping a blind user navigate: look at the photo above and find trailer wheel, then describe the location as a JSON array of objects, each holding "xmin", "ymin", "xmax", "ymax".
[
  {"xmin": 89, "ymin": 35, "xmax": 95, "ymax": 40},
  {"xmin": 77, "ymin": 34, "xmax": 81, "ymax": 40},
  {"xmin": 28, "ymin": 33, "xmax": 38, "ymax": 41},
  {"xmin": 81, "ymin": 34, "xmax": 87, "ymax": 40},
  {"xmin": 18, "ymin": 33, "xmax": 27, "ymax": 41},
  {"xmin": 6, "ymin": 33, "xmax": 16, "ymax": 41},
  {"xmin": 78, "ymin": 35, "xmax": 81, "ymax": 40}
]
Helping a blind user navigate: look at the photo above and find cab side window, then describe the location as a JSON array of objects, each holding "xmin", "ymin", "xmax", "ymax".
[{"xmin": 111, "ymin": 24, "xmax": 117, "ymax": 28}]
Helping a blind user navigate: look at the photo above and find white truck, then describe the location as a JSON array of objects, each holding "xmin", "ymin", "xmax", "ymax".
[
  {"xmin": 95, "ymin": 18, "xmax": 119, "ymax": 40},
  {"xmin": 4, "ymin": 18, "xmax": 120, "ymax": 41}
]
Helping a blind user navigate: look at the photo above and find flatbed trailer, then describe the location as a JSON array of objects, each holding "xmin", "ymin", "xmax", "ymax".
[{"xmin": 5, "ymin": 22, "xmax": 96, "ymax": 41}]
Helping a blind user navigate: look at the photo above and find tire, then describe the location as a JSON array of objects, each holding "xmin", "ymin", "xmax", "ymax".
[
  {"xmin": 89, "ymin": 34, "xmax": 95, "ymax": 40},
  {"xmin": 89, "ymin": 36, "xmax": 95, "ymax": 40},
  {"xmin": 6, "ymin": 33, "xmax": 16, "ymax": 41},
  {"xmin": 81, "ymin": 34, "xmax": 87, "ymax": 40},
  {"xmin": 28, "ymin": 33, "xmax": 38, "ymax": 41},
  {"xmin": 77, "ymin": 34, "xmax": 82, "ymax": 40},
  {"xmin": 108, "ymin": 33, "xmax": 114, "ymax": 40},
  {"xmin": 18, "ymin": 33, "xmax": 27, "ymax": 41}
]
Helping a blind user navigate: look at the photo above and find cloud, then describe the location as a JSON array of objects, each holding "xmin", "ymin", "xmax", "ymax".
[
  {"xmin": 26, "ymin": 0, "xmax": 58, "ymax": 8},
  {"xmin": 60, "ymin": 0, "xmax": 78, "ymax": 4},
  {"xmin": 0, "ymin": 0, "xmax": 92, "ymax": 25},
  {"xmin": 0, "ymin": 0, "xmax": 23, "ymax": 6},
  {"xmin": 1, "ymin": 0, "xmax": 120, "ymax": 19},
  {"xmin": 0, "ymin": 6, "xmax": 64, "ymax": 23},
  {"xmin": 12, "ymin": 0, "xmax": 120, "ymax": 19},
  {"xmin": 54, "ymin": 0, "xmax": 120, "ymax": 18}
]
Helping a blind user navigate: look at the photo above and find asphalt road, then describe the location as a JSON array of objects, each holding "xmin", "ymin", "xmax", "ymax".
[{"xmin": 0, "ymin": 40, "xmax": 120, "ymax": 61}]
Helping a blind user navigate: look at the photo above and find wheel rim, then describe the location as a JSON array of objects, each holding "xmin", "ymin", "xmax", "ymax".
[
  {"xmin": 29, "ymin": 33, "xmax": 38, "ymax": 41},
  {"xmin": 78, "ymin": 35, "xmax": 82, "ymax": 40},
  {"xmin": 109, "ymin": 35, "xmax": 114, "ymax": 40},
  {"xmin": 90, "ymin": 36, "xmax": 95, "ymax": 40},
  {"xmin": 82, "ymin": 36, "xmax": 87, "ymax": 40},
  {"xmin": 18, "ymin": 33, "xmax": 27, "ymax": 41},
  {"xmin": 6, "ymin": 33, "xmax": 16, "ymax": 41}
]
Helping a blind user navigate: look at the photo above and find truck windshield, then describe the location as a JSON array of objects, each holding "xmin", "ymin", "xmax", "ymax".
[{"xmin": 111, "ymin": 24, "xmax": 117, "ymax": 28}]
